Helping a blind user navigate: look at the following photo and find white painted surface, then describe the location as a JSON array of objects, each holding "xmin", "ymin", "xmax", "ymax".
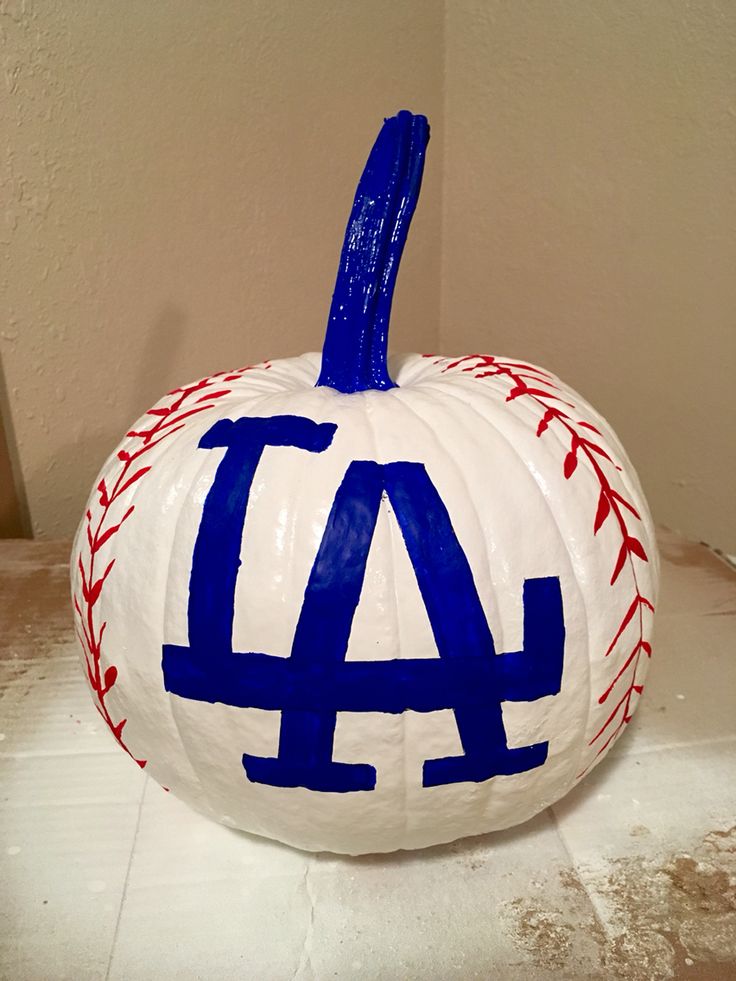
[{"xmin": 69, "ymin": 353, "xmax": 658, "ymax": 853}]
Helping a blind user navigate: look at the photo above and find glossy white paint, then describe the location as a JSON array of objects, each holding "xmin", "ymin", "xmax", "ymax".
[{"xmin": 72, "ymin": 353, "xmax": 658, "ymax": 854}]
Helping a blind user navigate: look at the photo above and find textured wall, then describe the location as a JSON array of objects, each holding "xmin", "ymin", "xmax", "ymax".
[
  {"xmin": 1, "ymin": 0, "xmax": 442, "ymax": 537},
  {"xmin": 441, "ymin": 0, "xmax": 736, "ymax": 552},
  {"xmin": 3, "ymin": 1, "xmax": 735, "ymax": 550}
]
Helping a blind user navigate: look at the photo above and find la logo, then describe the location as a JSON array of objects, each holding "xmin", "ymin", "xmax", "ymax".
[{"xmin": 163, "ymin": 416, "xmax": 565, "ymax": 793}]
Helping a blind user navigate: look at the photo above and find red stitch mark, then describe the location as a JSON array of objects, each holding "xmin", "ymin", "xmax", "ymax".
[
  {"xmin": 73, "ymin": 362, "xmax": 271, "ymax": 766},
  {"xmin": 439, "ymin": 355, "xmax": 654, "ymax": 772}
]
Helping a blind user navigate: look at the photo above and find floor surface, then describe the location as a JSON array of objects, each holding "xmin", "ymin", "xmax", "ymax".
[{"xmin": 1, "ymin": 529, "xmax": 734, "ymax": 980}]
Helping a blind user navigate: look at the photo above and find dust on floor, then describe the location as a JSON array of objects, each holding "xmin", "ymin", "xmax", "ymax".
[{"xmin": 502, "ymin": 825, "xmax": 736, "ymax": 980}]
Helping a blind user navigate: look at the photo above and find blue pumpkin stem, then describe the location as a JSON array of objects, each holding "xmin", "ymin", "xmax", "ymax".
[{"xmin": 316, "ymin": 111, "xmax": 430, "ymax": 394}]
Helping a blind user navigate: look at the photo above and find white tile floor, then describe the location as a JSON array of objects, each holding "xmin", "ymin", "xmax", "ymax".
[{"xmin": 1, "ymin": 530, "xmax": 734, "ymax": 980}]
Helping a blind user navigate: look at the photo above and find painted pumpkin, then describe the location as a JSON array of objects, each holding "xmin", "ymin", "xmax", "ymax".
[{"xmin": 72, "ymin": 111, "xmax": 658, "ymax": 854}]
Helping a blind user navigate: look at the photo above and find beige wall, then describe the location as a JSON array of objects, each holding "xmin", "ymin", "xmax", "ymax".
[
  {"xmin": 2, "ymin": 1, "xmax": 735, "ymax": 551},
  {"xmin": 1, "ymin": 0, "xmax": 442, "ymax": 538},
  {"xmin": 442, "ymin": 0, "xmax": 736, "ymax": 552}
]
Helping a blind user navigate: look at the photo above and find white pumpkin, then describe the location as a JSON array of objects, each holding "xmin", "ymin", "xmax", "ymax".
[{"xmin": 72, "ymin": 112, "xmax": 658, "ymax": 854}]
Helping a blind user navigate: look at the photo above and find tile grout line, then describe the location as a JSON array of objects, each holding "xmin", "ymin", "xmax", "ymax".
[
  {"xmin": 606, "ymin": 732, "xmax": 736, "ymax": 758},
  {"xmin": 545, "ymin": 805, "xmax": 612, "ymax": 946},
  {"xmin": 104, "ymin": 774, "xmax": 148, "ymax": 981}
]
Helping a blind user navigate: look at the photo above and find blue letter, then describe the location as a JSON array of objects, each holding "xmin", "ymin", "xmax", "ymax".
[{"xmin": 163, "ymin": 419, "xmax": 565, "ymax": 793}]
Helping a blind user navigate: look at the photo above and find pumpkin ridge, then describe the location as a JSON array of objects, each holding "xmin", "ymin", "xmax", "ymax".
[
  {"xmin": 159, "ymin": 384, "xmax": 284, "ymax": 812},
  {"xmin": 159, "ymin": 425, "xmax": 233, "ymax": 806},
  {"xmin": 363, "ymin": 392, "xmax": 409, "ymax": 848},
  {"xmin": 72, "ymin": 366, "xmax": 259, "ymax": 769},
  {"xmin": 423, "ymin": 379, "xmax": 594, "ymax": 792},
  {"xmin": 435, "ymin": 359, "xmax": 655, "ymax": 770},
  {"xmin": 389, "ymin": 388, "xmax": 503, "ymax": 827}
]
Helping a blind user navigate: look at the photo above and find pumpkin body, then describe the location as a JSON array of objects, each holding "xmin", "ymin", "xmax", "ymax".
[{"xmin": 72, "ymin": 351, "xmax": 658, "ymax": 854}]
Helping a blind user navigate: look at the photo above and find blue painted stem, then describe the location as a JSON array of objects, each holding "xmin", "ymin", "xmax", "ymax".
[{"xmin": 316, "ymin": 111, "xmax": 430, "ymax": 394}]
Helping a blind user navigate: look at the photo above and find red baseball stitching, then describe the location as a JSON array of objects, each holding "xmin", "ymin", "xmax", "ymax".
[
  {"xmin": 73, "ymin": 362, "xmax": 270, "ymax": 766},
  {"xmin": 433, "ymin": 354, "xmax": 655, "ymax": 772}
]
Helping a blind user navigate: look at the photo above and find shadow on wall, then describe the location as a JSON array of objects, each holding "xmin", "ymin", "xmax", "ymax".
[
  {"xmin": 129, "ymin": 304, "xmax": 188, "ymax": 420},
  {"xmin": 0, "ymin": 354, "xmax": 32, "ymax": 537},
  {"xmin": 26, "ymin": 304, "xmax": 189, "ymax": 540}
]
